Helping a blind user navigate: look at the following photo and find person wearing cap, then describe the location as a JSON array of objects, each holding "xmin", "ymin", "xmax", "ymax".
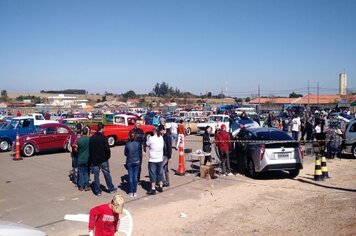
[
  {"xmin": 215, "ymin": 124, "xmax": 232, "ymax": 176},
  {"xmin": 146, "ymin": 126, "xmax": 164, "ymax": 195},
  {"xmin": 88, "ymin": 194, "xmax": 125, "ymax": 236},
  {"xmin": 90, "ymin": 122, "xmax": 117, "ymax": 196}
]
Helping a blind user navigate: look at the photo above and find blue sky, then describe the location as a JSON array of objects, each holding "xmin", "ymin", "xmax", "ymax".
[{"xmin": 0, "ymin": 0, "xmax": 355, "ymax": 97}]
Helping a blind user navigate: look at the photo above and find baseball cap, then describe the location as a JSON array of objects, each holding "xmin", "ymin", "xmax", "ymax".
[
  {"xmin": 221, "ymin": 124, "xmax": 226, "ymax": 130},
  {"xmin": 111, "ymin": 194, "xmax": 125, "ymax": 214}
]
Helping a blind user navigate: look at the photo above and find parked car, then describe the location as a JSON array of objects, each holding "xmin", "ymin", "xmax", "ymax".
[
  {"xmin": 28, "ymin": 113, "xmax": 58, "ymax": 125},
  {"xmin": 232, "ymin": 127, "xmax": 303, "ymax": 178},
  {"xmin": 15, "ymin": 123, "xmax": 74, "ymax": 157},
  {"xmin": 196, "ymin": 114, "xmax": 230, "ymax": 135},
  {"xmin": 231, "ymin": 117, "xmax": 260, "ymax": 137},
  {"xmin": 0, "ymin": 117, "xmax": 37, "ymax": 152},
  {"xmin": 183, "ymin": 116, "xmax": 208, "ymax": 135},
  {"xmin": 342, "ymin": 119, "xmax": 356, "ymax": 158},
  {"xmin": 329, "ymin": 112, "xmax": 353, "ymax": 123},
  {"xmin": 0, "ymin": 221, "xmax": 47, "ymax": 236},
  {"xmin": 91, "ymin": 114, "xmax": 155, "ymax": 147}
]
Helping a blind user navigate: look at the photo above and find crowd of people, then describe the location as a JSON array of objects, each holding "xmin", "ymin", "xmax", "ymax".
[{"xmin": 69, "ymin": 119, "xmax": 174, "ymax": 198}]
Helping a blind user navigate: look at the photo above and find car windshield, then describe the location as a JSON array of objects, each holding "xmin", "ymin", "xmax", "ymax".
[
  {"xmin": 209, "ymin": 116, "xmax": 223, "ymax": 122},
  {"xmin": 254, "ymin": 130, "xmax": 293, "ymax": 141}
]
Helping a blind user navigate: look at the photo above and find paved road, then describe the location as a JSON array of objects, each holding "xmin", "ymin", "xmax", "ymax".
[{"xmin": 0, "ymin": 135, "xmax": 316, "ymax": 235}]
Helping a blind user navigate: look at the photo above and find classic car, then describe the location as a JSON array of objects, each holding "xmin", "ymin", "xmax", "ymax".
[
  {"xmin": 196, "ymin": 114, "xmax": 230, "ymax": 135},
  {"xmin": 91, "ymin": 114, "xmax": 155, "ymax": 147},
  {"xmin": 183, "ymin": 117, "xmax": 209, "ymax": 135},
  {"xmin": 16, "ymin": 123, "xmax": 74, "ymax": 157},
  {"xmin": 0, "ymin": 117, "xmax": 37, "ymax": 152}
]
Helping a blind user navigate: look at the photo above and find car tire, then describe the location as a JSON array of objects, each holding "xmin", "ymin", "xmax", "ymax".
[
  {"xmin": 185, "ymin": 128, "xmax": 191, "ymax": 136},
  {"xmin": 107, "ymin": 136, "xmax": 116, "ymax": 147},
  {"xmin": 247, "ymin": 158, "xmax": 256, "ymax": 179},
  {"xmin": 288, "ymin": 169, "xmax": 300, "ymax": 179},
  {"xmin": 0, "ymin": 139, "xmax": 10, "ymax": 152},
  {"xmin": 22, "ymin": 143, "xmax": 35, "ymax": 157},
  {"xmin": 352, "ymin": 145, "xmax": 356, "ymax": 159}
]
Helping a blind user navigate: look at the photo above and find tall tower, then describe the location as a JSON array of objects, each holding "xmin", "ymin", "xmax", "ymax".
[{"xmin": 339, "ymin": 73, "xmax": 347, "ymax": 95}]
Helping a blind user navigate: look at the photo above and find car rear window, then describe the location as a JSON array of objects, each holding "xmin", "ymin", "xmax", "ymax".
[{"xmin": 255, "ymin": 130, "xmax": 293, "ymax": 141}]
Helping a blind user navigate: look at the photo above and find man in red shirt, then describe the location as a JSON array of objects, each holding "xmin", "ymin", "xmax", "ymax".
[
  {"xmin": 88, "ymin": 194, "xmax": 125, "ymax": 236},
  {"xmin": 215, "ymin": 124, "xmax": 232, "ymax": 176}
]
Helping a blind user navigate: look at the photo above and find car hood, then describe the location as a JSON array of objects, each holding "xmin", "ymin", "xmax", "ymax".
[{"xmin": 0, "ymin": 221, "xmax": 47, "ymax": 236}]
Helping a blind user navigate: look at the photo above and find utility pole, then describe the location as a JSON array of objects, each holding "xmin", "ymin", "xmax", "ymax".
[
  {"xmin": 317, "ymin": 82, "xmax": 320, "ymax": 106},
  {"xmin": 258, "ymin": 84, "xmax": 260, "ymax": 105}
]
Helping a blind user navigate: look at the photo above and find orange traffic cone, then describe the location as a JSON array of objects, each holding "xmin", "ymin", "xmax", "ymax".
[
  {"xmin": 177, "ymin": 140, "xmax": 185, "ymax": 176},
  {"xmin": 13, "ymin": 133, "xmax": 23, "ymax": 161}
]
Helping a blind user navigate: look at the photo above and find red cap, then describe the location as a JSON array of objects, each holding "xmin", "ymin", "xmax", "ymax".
[{"xmin": 220, "ymin": 124, "xmax": 226, "ymax": 130}]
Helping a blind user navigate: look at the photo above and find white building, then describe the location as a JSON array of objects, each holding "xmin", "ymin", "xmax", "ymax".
[
  {"xmin": 46, "ymin": 94, "xmax": 88, "ymax": 108},
  {"xmin": 339, "ymin": 73, "xmax": 347, "ymax": 95}
]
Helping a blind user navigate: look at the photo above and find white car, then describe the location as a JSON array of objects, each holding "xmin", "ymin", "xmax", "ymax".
[
  {"xmin": 196, "ymin": 114, "xmax": 230, "ymax": 135},
  {"xmin": 28, "ymin": 113, "xmax": 58, "ymax": 126},
  {"xmin": 0, "ymin": 221, "xmax": 47, "ymax": 236}
]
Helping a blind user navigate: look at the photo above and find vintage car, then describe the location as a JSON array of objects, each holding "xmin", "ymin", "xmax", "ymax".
[
  {"xmin": 16, "ymin": 123, "xmax": 74, "ymax": 157},
  {"xmin": 91, "ymin": 114, "xmax": 155, "ymax": 147},
  {"xmin": 28, "ymin": 113, "xmax": 58, "ymax": 126},
  {"xmin": 0, "ymin": 117, "xmax": 37, "ymax": 152},
  {"xmin": 196, "ymin": 114, "xmax": 230, "ymax": 135},
  {"xmin": 183, "ymin": 117, "xmax": 209, "ymax": 135}
]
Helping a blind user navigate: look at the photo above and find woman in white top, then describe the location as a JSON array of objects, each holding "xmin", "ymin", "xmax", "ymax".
[{"xmin": 146, "ymin": 126, "xmax": 164, "ymax": 195}]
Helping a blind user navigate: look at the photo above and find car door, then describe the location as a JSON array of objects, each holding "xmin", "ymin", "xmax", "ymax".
[{"xmin": 55, "ymin": 126, "xmax": 70, "ymax": 149}]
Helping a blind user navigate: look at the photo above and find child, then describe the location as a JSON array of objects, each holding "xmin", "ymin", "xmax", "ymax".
[{"xmin": 88, "ymin": 194, "xmax": 125, "ymax": 236}]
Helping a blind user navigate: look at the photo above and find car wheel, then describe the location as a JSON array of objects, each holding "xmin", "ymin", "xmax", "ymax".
[
  {"xmin": 288, "ymin": 169, "xmax": 300, "ymax": 178},
  {"xmin": 107, "ymin": 136, "xmax": 116, "ymax": 147},
  {"xmin": 247, "ymin": 158, "xmax": 256, "ymax": 178},
  {"xmin": 22, "ymin": 143, "xmax": 35, "ymax": 157},
  {"xmin": 0, "ymin": 139, "xmax": 10, "ymax": 152},
  {"xmin": 185, "ymin": 128, "xmax": 191, "ymax": 136},
  {"xmin": 352, "ymin": 145, "xmax": 356, "ymax": 159}
]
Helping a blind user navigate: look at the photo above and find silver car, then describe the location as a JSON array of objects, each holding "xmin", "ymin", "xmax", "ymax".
[
  {"xmin": 233, "ymin": 127, "xmax": 303, "ymax": 178},
  {"xmin": 342, "ymin": 119, "xmax": 356, "ymax": 158}
]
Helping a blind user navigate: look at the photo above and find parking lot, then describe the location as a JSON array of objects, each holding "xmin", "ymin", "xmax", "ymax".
[{"xmin": 1, "ymin": 135, "xmax": 356, "ymax": 236}]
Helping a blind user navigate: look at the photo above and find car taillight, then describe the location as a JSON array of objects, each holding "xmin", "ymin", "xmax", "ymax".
[
  {"xmin": 298, "ymin": 144, "xmax": 304, "ymax": 159},
  {"xmin": 260, "ymin": 144, "xmax": 265, "ymax": 160}
]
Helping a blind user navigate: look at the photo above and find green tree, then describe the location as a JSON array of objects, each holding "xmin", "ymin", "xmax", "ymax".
[
  {"xmin": 245, "ymin": 97, "xmax": 251, "ymax": 102},
  {"xmin": 1, "ymin": 90, "xmax": 8, "ymax": 102},
  {"xmin": 289, "ymin": 92, "xmax": 303, "ymax": 98},
  {"xmin": 122, "ymin": 90, "xmax": 137, "ymax": 99}
]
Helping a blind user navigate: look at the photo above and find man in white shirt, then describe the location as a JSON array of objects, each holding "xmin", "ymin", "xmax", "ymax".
[
  {"xmin": 146, "ymin": 127, "xmax": 164, "ymax": 195},
  {"xmin": 291, "ymin": 114, "xmax": 301, "ymax": 141}
]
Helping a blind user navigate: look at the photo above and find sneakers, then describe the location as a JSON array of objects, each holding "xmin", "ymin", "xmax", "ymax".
[
  {"xmin": 109, "ymin": 188, "xmax": 117, "ymax": 194},
  {"xmin": 133, "ymin": 193, "xmax": 137, "ymax": 197},
  {"xmin": 147, "ymin": 189, "xmax": 156, "ymax": 195},
  {"xmin": 95, "ymin": 192, "xmax": 102, "ymax": 197},
  {"xmin": 84, "ymin": 186, "xmax": 91, "ymax": 191},
  {"xmin": 227, "ymin": 172, "xmax": 234, "ymax": 176},
  {"xmin": 156, "ymin": 186, "xmax": 163, "ymax": 193},
  {"xmin": 129, "ymin": 193, "xmax": 134, "ymax": 197}
]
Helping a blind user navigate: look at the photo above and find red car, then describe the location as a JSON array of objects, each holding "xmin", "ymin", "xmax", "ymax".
[{"xmin": 17, "ymin": 123, "xmax": 74, "ymax": 157}]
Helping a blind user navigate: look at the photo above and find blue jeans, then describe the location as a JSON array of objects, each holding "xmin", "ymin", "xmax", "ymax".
[
  {"xmin": 77, "ymin": 163, "xmax": 90, "ymax": 189},
  {"xmin": 292, "ymin": 131, "xmax": 299, "ymax": 141},
  {"xmin": 92, "ymin": 161, "xmax": 115, "ymax": 194},
  {"xmin": 148, "ymin": 161, "xmax": 163, "ymax": 183},
  {"xmin": 127, "ymin": 162, "xmax": 140, "ymax": 193}
]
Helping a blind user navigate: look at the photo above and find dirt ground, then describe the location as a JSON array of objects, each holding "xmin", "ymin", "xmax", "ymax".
[{"xmin": 131, "ymin": 157, "xmax": 356, "ymax": 236}]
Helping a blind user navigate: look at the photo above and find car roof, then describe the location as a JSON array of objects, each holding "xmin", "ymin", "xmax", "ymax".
[
  {"xmin": 12, "ymin": 116, "xmax": 33, "ymax": 120},
  {"xmin": 247, "ymin": 127, "xmax": 281, "ymax": 132}
]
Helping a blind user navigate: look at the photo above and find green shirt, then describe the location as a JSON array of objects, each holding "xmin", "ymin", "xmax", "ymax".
[{"xmin": 77, "ymin": 136, "xmax": 90, "ymax": 164}]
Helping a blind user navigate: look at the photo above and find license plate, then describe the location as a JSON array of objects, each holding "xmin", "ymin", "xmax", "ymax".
[{"xmin": 276, "ymin": 153, "xmax": 290, "ymax": 159}]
